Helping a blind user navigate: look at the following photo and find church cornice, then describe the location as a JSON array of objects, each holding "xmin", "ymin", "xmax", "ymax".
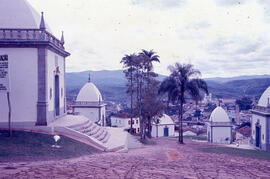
[
  {"xmin": 0, "ymin": 28, "xmax": 70, "ymax": 57},
  {"xmin": 251, "ymin": 106, "xmax": 270, "ymax": 117}
]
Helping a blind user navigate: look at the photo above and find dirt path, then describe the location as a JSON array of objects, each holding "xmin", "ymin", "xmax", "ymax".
[{"xmin": 1, "ymin": 138, "xmax": 270, "ymax": 179}]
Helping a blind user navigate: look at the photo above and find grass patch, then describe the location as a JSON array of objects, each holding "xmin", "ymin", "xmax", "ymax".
[
  {"xmin": 139, "ymin": 138, "xmax": 156, "ymax": 145},
  {"xmin": 0, "ymin": 130, "xmax": 100, "ymax": 162},
  {"xmin": 200, "ymin": 146, "xmax": 270, "ymax": 160}
]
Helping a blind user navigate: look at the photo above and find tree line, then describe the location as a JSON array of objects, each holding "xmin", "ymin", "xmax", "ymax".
[{"xmin": 121, "ymin": 49, "xmax": 208, "ymax": 144}]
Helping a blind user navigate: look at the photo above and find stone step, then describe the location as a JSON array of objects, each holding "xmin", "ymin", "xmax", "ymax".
[
  {"xmin": 83, "ymin": 123, "xmax": 95, "ymax": 134},
  {"xmin": 102, "ymin": 133, "xmax": 110, "ymax": 143},
  {"xmin": 92, "ymin": 127, "xmax": 102, "ymax": 137},
  {"xmin": 97, "ymin": 131, "xmax": 108, "ymax": 141},
  {"xmin": 72, "ymin": 120, "xmax": 92, "ymax": 132},
  {"xmin": 93, "ymin": 128, "xmax": 105, "ymax": 139},
  {"xmin": 89, "ymin": 125, "xmax": 100, "ymax": 136},
  {"xmin": 81, "ymin": 123, "xmax": 94, "ymax": 133}
]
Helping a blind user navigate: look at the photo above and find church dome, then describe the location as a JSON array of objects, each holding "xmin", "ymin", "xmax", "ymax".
[
  {"xmin": 76, "ymin": 82, "xmax": 103, "ymax": 102},
  {"xmin": 158, "ymin": 114, "xmax": 174, "ymax": 125},
  {"xmin": 210, "ymin": 107, "xmax": 230, "ymax": 122},
  {"xmin": 0, "ymin": 0, "xmax": 51, "ymax": 31},
  {"xmin": 258, "ymin": 86, "xmax": 270, "ymax": 107}
]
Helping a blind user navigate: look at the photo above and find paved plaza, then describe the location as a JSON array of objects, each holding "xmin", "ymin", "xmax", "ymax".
[{"xmin": 1, "ymin": 138, "xmax": 270, "ymax": 179}]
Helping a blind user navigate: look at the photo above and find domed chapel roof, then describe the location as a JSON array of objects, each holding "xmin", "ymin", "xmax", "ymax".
[
  {"xmin": 76, "ymin": 82, "xmax": 103, "ymax": 102},
  {"xmin": 157, "ymin": 114, "xmax": 174, "ymax": 125},
  {"xmin": 210, "ymin": 106, "xmax": 230, "ymax": 123},
  {"xmin": 258, "ymin": 86, "xmax": 270, "ymax": 107},
  {"xmin": 0, "ymin": 0, "xmax": 52, "ymax": 31}
]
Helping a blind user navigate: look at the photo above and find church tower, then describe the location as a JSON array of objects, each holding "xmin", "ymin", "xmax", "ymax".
[{"xmin": 0, "ymin": 0, "xmax": 70, "ymax": 126}]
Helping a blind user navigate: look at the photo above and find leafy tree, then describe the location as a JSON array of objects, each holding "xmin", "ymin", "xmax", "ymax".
[
  {"xmin": 159, "ymin": 63, "xmax": 208, "ymax": 144},
  {"xmin": 121, "ymin": 54, "xmax": 137, "ymax": 132},
  {"xmin": 138, "ymin": 49, "xmax": 162, "ymax": 138},
  {"xmin": 236, "ymin": 97, "xmax": 252, "ymax": 111},
  {"xmin": 121, "ymin": 50, "xmax": 164, "ymax": 138}
]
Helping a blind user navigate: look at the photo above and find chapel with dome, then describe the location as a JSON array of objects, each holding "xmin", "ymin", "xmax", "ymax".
[
  {"xmin": 0, "ymin": 0, "xmax": 70, "ymax": 126},
  {"xmin": 207, "ymin": 106, "xmax": 232, "ymax": 144},
  {"xmin": 251, "ymin": 86, "xmax": 270, "ymax": 151},
  {"xmin": 151, "ymin": 114, "xmax": 175, "ymax": 138},
  {"xmin": 72, "ymin": 75, "xmax": 106, "ymax": 126}
]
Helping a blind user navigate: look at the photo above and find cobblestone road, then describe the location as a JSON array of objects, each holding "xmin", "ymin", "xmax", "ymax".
[{"xmin": 1, "ymin": 138, "xmax": 270, "ymax": 179}]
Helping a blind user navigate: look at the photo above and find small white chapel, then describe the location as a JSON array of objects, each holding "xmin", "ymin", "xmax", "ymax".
[
  {"xmin": 207, "ymin": 106, "xmax": 232, "ymax": 144},
  {"xmin": 151, "ymin": 114, "xmax": 175, "ymax": 138},
  {"xmin": 72, "ymin": 75, "xmax": 106, "ymax": 126},
  {"xmin": 251, "ymin": 86, "xmax": 270, "ymax": 151}
]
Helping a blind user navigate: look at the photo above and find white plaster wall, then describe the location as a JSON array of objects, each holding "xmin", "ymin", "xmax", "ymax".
[
  {"xmin": 0, "ymin": 48, "xmax": 37, "ymax": 124},
  {"xmin": 47, "ymin": 50, "xmax": 65, "ymax": 114},
  {"xmin": 212, "ymin": 127, "xmax": 231, "ymax": 144},
  {"xmin": 251, "ymin": 114, "xmax": 257, "ymax": 141},
  {"xmin": 207, "ymin": 124, "xmax": 211, "ymax": 141},
  {"xmin": 101, "ymin": 106, "xmax": 106, "ymax": 126},
  {"xmin": 151, "ymin": 124, "xmax": 175, "ymax": 137},
  {"xmin": 74, "ymin": 108, "xmax": 99, "ymax": 123}
]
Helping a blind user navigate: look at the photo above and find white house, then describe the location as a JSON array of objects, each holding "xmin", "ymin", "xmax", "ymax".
[
  {"xmin": 207, "ymin": 107, "xmax": 232, "ymax": 144},
  {"xmin": 111, "ymin": 113, "xmax": 140, "ymax": 134},
  {"xmin": 251, "ymin": 86, "xmax": 270, "ymax": 151},
  {"xmin": 151, "ymin": 114, "xmax": 175, "ymax": 138},
  {"xmin": 72, "ymin": 77, "xmax": 106, "ymax": 126},
  {"xmin": 0, "ymin": 0, "xmax": 70, "ymax": 127}
]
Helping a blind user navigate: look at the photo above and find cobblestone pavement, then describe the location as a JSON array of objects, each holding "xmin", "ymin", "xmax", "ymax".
[{"xmin": 1, "ymin": 138, "xmax": 270, "ymax": 179}]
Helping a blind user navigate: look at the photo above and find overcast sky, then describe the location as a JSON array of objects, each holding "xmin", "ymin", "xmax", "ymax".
[{"xmin": 28, "ymin": 0, "xmax": 270, "ymax": 78}]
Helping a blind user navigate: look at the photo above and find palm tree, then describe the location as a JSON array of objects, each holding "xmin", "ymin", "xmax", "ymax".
[
  {"xmin": 159, "ymin": 63, "xmax": 208, "ymax": 144},
  {"xmin": 139, "ymin": 49, "xmax": 160, "ymax": 90}
]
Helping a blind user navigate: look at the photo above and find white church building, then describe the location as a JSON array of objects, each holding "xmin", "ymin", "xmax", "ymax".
[
  {"xmin": 72, "ymin": 76, "xmax": 106, "ymax": 126},
  {"xmin": 251, "ymin": 86, "xmax": 270, "ymax": 151},
  {"xmin": 0, "ymin": 0, "xmax": 70, "ymax": 127},
  {"xmin": 207, "ymin": 106, "xmax": 232, "ymax": 144},
  {"xmin": 0, "ymin": 0, "xmax": 141, "ymax": 152}
]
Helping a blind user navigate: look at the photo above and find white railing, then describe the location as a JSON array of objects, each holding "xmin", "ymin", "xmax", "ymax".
[
  {"xmin": 209, "ymin": 122, "xmax": 232, "ymax": 126},
  {"xmin": 253, "ymin": 106, "xmax": 270, "ymax": 113},
  {"xmin": 74, "ymin": 101, "xmax": 105, "ymax": 106},
  {"xmin": 0, "ymin": 28, "xmax": 64, "ymax": 49}
]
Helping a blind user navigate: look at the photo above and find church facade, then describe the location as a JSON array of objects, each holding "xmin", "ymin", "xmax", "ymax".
[
  {"xmin": 0, "ymin": 0, "xmax": 70, "ymax": 126},
  {"xmin": 251, "ymin": 86, "xmax": 270, "ymax": 151}
]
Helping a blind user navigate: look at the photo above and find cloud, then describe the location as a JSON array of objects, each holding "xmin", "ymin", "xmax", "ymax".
[
  {"xmin": 131, "ymin": 0, "xmax": 186, "ymax": 10},
  {"xmin": 27, "ymin": 0, "xmax": 270, "ymax": 78},
  {"xmin": 215, "ymin": 0, "xmax": 250, "ymax": 6}
]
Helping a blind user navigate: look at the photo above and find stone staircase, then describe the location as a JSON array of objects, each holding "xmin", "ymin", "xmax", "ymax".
[
  {"xmin": 48, "ymin": 115, "xmax": 142, "ymax": 152},
  {"xmin": 67, "ymin": 119, "xmax": 110, "ymax": 145}
]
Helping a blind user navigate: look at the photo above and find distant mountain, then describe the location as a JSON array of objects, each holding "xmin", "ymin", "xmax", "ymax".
[
  {"xmin": 66, "ymin": 70, "xmax": 166, "ymax": 103},
  {"xmin": 66, "ymin": 70, "xmax": 167, "ymax": 88},
  {"xmin": 205, "ymin": 75, "xmax": 270, "ymax": 84},
  {"xmin": 208, "ymin": 78, "xmax": 270, "ymax": 99},
  {"xmin": 66, "ymin": 70, "xmax": 270, "ymax": 102}
]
